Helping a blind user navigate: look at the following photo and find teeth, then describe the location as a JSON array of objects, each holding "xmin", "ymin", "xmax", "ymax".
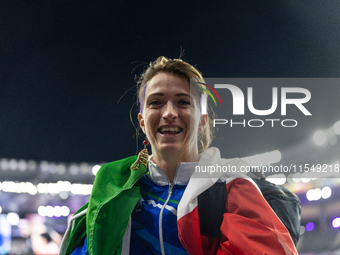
[{"xmin": 160, "ymin": 126, "xmax": 181, "ymax": 132}]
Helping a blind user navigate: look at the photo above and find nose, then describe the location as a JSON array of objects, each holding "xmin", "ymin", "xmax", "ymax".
[{"xmin": 162, "ymin": 102, "xmax": 178, "ymax": 120}]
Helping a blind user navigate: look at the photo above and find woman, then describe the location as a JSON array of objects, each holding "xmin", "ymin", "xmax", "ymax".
[{"xmin": 59, "ymin": 57, "xmax": 298, "ymax": 255}]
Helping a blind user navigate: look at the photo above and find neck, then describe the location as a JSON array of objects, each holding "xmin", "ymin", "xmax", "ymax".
[{"xmin": 151, "ymin": 150, "xmax": 199, "ymax": 183}]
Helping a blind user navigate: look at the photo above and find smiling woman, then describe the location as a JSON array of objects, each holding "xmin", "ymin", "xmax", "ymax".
[
  {"xmin": 136, "ymin": 57, "xmax": 214, "ymax": 156},
  {"xmin": 59, "ymin": 56, "xmax": 298, "ymax": 255},
  {"xmin": 138, "ymin": 72, "xmax": 205, "ymax": 181}
]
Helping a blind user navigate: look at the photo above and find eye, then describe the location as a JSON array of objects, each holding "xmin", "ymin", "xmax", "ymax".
[
  {"xmin": 178, "ymin": 100, "xmax": 190, "ymax": 106},
  {"xmin": 148, "ymin": 100, "xmax": 162, "ymax": 106}
]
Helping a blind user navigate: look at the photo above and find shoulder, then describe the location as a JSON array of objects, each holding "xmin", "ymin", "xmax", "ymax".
[
  {"xmin": 225, "ymin": 176, "xmax": 260, "ymax": 193},
  {"xmin": 94, "ymin": 155, "xmax": 138, "ymax": 182}
]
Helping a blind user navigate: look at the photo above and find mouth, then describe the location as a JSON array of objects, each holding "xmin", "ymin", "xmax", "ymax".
[{"xmin": 158, "ymin": 126, "xmax": 183, "ymax": 135}]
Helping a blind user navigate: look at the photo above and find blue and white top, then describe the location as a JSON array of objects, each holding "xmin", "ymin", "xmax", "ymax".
[{"xmin": 72, "ymin": 159, "xmax": 196, "ymax": 255}]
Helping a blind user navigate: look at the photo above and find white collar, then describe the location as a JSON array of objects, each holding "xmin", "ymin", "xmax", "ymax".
[
  {"xmin": 148, "ymin": 158, "xmax": 197, "ymax": 186},
  {"xmin": 147, "ymin": 147, "xmax": 247, "ymax": 185}
]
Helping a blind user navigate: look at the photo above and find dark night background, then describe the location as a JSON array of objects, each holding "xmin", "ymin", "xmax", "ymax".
[
  {"xmin": 1, "ymin": 0, "xmax": 340, "ymax": 164},
  {"xmin": 1, "ymin": 2, "xmax": 340, "ymax": 253}
]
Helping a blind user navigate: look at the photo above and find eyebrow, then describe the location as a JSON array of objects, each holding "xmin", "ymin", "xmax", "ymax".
[{"xmin": 147, "ymin": 92, "xmax": 191, "ymax": 98}]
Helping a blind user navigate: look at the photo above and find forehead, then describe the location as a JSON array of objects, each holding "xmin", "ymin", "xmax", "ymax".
[{"xmin": 145, "ymin": 72, "xmax": 190, "ymax": 96}]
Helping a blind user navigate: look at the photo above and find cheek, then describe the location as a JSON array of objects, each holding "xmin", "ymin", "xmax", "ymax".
[{"xmin": 143, "ymin": 112, "xmax": 158, "ymax": 130}]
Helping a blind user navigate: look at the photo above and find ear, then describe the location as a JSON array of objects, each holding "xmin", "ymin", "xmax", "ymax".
[
  {"xmin": 198, "ymin": 114, "xmax": 208, "ymax": 133},
  {"xmin": 138, "ymin": 113, "xmax": 146, "ymax": 134}
]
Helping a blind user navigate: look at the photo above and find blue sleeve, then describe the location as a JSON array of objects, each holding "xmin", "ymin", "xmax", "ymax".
[{"xmin": 71, "ymin": 237, "xmax": 88, "ymax": 255}]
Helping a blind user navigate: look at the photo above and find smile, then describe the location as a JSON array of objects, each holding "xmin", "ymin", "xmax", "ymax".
[{"xmin": 158, "ymin": 126, "xmax": 183, "ymax": 135}]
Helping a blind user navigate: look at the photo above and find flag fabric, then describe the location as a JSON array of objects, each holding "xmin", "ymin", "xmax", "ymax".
[{"xmin": 59, "ymin": 148, "xmax": 298, "ymax": 255}]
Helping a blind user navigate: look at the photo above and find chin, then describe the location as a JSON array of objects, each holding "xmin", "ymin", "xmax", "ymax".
[{"xmin": 159, "ymin": 144, "xmax": 185, "ymax": 153}]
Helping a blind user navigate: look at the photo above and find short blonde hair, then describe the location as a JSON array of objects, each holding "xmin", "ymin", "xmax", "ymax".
[{"xmin": 136, "ymin": 56, "xmax": 215, "ymax": 153}]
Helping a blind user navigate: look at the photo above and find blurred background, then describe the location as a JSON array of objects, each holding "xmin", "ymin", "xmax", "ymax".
[{"xmin": 1, "ymin": 0, "xmax": 340, "ymax": 254}]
